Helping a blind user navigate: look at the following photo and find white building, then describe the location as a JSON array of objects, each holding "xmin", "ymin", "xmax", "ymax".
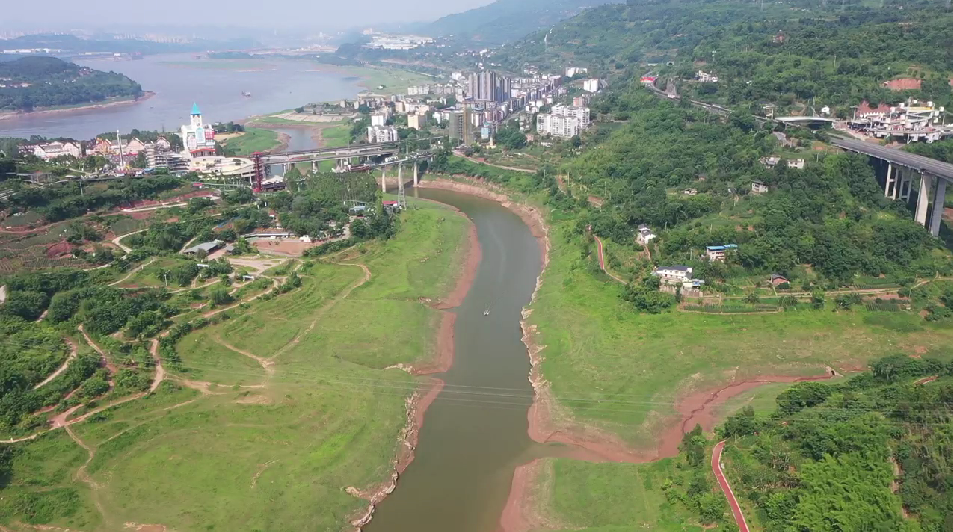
[
  {"xmin": 33, "ymin": 141, "xmax": 81, "ymax": 161},
  {"xmin": 583, "ymin": 79, "xmax": 601, "ymax": 93},
  {"xmin": 367, "ymin": 126, "xmax": 399, "ymax": 144},
  {"xmin": 637, "ymin": 224, "xmax": 656, "ymax": 246},
  {"xmin": 179, "ymin": 103, "xmax": 216, "ymax": 158},
  {"xmin": 696, "ymin": 70, "xmax": 719, "ymax": 83},
  {"xmin": 652, "ymin": 266, "xmax": 693, "ymax": 284},
  {"xmin": 536, "ymin": 104, "xmax": 591, "ymax": 138},
  {"xmin": 371, "ymin": 113, "xmax": 390, "ymax": 127},
  {"xmin": 565, "ymin": 67, "xmax": 588, "ymax": 77}
]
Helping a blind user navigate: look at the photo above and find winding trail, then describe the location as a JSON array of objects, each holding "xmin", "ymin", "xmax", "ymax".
[
  {"xmin": 148, "ymin": 339, "xmax": 166, "ymax": 393},
  {"xmin": 78, "ymin": 324, "xmax": 118, "ymax": 375},
  {"xmin": 712, "ymin": 440, "xmax": 749, "ymax": 532},
  {"xmin": 112, "ymin": 229, "xmax": 144, "ymax": 254},
  {"xmin": 593, "ymin": 234, "xmax": 624, "ymax": 284},
  {"xmin": 108, "ymin": 257, "xmax": 157, "ymax": 287},
  {"xmin": 33, "ymin": 338, "xmax": 78, "ymax": 390}
]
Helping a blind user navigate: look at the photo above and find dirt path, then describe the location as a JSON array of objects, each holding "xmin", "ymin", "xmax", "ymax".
[
  {"xmin": 33, "ymin": 338, "xmax": 78, "ymax": 390},
  {"xmin": 215, "ymin": 336, "xmax": 275, "ymax": 375},
  {"xmin": 271, "ymin": 263, "xmax": 371, "ymax": 361},
  {"xmin": 592, "ymin": 234, "xmax": 625, "ymax": 284},
  {"xmin": 148, "ymin": 339, "xmax": 165, "ymax": 393},
  {"xmin": 108, "ymin": 257, "xmax": 156, "ymax": 287},
  {"xmin": 112, "ymin": 229, "xmax": 145, "ymax": 254},
  {"xmin": 712, "ymin": 440, "xmax": 749, "ymax": 532},
  {"xmin": 78, "ymin": 324, "xmax": 118, "ymax": 375}
]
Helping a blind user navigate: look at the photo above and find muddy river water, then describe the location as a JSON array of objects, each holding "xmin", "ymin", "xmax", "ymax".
[{"xmin": 365, "ymin": 189, "xmax": 548, "ymax": 531}]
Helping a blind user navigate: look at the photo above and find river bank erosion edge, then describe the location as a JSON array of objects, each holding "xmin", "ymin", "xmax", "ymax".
[{"xmin": 346, "ymin": 199, "xmax": 480, "ymax": 531}]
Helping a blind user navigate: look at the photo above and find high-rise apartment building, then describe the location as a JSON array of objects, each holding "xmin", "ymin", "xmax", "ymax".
[{"xmin": 467, "ymin": 71, "xmax": 511, "ymax": 103}]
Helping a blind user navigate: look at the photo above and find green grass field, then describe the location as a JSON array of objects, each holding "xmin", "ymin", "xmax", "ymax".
[
  {"xmin": 220, "ymin": 127, "xmax": 281, "ymax": 155},
  {"xmin": 538, "ymin": 458, "xmax": 709, "ymax": 532},
  {"xmin": 0, "ymin": 198, "xmax": 471, "ymax": 531},
  {"xmin": 520, "ymin": 204, "xmax": 953, "ymax": 530},
  {"xmin": 530, "ymin": 220, "xmax": 953, "ymax": 448}
]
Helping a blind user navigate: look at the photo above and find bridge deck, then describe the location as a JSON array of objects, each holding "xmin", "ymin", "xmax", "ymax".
[{"xmin": 831, "ymin": 137, "xmax": 953, "ymax": 180}]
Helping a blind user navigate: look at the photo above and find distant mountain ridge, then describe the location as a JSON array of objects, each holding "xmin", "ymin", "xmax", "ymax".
[{"xmin": 421, "ymin": 0, "xmax": 621, "ymax": 44}]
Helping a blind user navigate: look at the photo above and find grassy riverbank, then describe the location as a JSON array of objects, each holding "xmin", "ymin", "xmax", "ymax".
[
  {"xmin": 219, "ymin": 127, "xmax": 281, "ymax": 155},
  {"xmin": 0, "ymin": 199, "xmax": 471, "ymax": 531}
]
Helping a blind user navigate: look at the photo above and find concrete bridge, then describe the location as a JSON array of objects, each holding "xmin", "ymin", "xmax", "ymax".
[
  {"xmin": 251, "ymin": 143, "xmax": 401, "ymax": 192},
  {"xmin": 831, "ymin": 137, "xmax": 953, "ymax": 236}
]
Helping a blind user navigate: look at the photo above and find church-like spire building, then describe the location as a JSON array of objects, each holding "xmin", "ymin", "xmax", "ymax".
[{"xmin": 180, "ymin": 103, "xmax": 215, "ymax": 157}]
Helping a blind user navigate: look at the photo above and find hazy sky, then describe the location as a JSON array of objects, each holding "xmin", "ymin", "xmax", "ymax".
[{"xmin": 1, "ymin": 0, "xmax": 495, "ymax": 32}]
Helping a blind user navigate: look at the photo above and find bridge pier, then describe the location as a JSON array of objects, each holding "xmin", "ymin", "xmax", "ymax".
[
  {"xmin": 899, "ymin": 168, "xmax": 912, "ymax": 201},
  {"xmin": 413, "ymin": 161, "xmax": 419, "ymax": 186},
  {"xmin": 885, "ymin": 163, "xmax": 896, "ymax": 198},
  {"xmin": 930, "ymin": 177, "xmax": 947, "ymax": 237},
  {"xmin": 381, "ymin": 166, "xmax": 387, "ymax": 193},
  {"xmin": 916, "ymin": 173, "xmax": 932, "ymax": 227}
]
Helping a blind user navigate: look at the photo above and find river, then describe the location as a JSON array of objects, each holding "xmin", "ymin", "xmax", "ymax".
[
  {"xmin": 0, "ymin": 53, "xmax": 363, "ymax": 140},
  {"xmin": 365, "ymin": 188, "xmax": 547, "ymax": 532}
]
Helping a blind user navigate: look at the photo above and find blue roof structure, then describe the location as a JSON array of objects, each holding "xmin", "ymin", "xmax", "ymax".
[
  {"xmin": 706, "ymin": 245, "xmax": 738, "ymax": 251},
  {"xmin": 191, "ymin": 103, "xmax": 201, "ymax": 115}
]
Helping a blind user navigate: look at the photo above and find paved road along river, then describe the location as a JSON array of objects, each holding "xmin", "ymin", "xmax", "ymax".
[{"xmin": 365, "ymin": 188, "xmax": 545, "ymax": 531}]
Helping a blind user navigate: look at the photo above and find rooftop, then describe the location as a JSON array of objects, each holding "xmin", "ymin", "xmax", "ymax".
[
  {"xmin": 182, "ymin": 239, "xmax": 222, "ymax": 254},
  {"xmin": 706, "ymin": 245, "xmax": 738, "ymax": 251}
]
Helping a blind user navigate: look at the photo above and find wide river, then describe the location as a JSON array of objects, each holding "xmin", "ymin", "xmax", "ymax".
[
  {"xmin": 366, "ymin": 188, "xmax": 549, "ymax": 531},
  {"xmin": 0, "ymin": 53, "xmax": 362, "ymax": 141}
]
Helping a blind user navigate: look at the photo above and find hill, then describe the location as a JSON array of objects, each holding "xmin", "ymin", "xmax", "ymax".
[
  {"xmin": 420, "ymin": 0, "xmax": 621, "ymax": 44},
  {"xmin": 491, "ymin": 0, "xmax": 953, "ymax": 111},
  {"xmin": 0, "ymin": 56, "xmax": 142, "ymax": 112}
]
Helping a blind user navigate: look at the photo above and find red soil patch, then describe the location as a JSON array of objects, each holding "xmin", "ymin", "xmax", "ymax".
[
  {"xmin": 883, "ymin": 78, "xmax": 921, "ymax": 91},
  {"xmin": 251, "ymin": 239, "xmax": 315, "ymax": 256},
  {"xmin": 397, "ymin": 378, "xmax": 444, "ymax": 473},
  {"xmin": 436, "ymin": 221, "xmax": 481, "ymax": 309},
  {"xmin": 499, "ymin": 459, "xmax": 541, "ymax": 532},
  {"xmin": 412, "ymin": 313, "xmax": 456, "ymax": 375}
]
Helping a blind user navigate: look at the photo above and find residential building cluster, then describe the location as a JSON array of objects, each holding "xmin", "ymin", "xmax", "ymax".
[
  {"xmin": 848, "ymin": 99, "xmax": 953, "ymax": 143},
  {"xmin": 362, "ymin": 32, "xmax": 433, "ymax": 51},
  {"xmin": 536, "ymin": 104, "xmax": 591, "ymax": 138}
]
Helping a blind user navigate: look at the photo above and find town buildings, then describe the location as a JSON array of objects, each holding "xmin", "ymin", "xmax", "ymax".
[
  {"xmin": 367, "ymin": 125, "xmax": 399, "ymax": 143},
  {"xmin": 468, "ymin": 71, "xmax": 511, "ymax": 103},
  {"xmin": 180, "ymin": 103, "xmax": 216, "ymax": 157},
  {"xmin": 848, "ymin": 99, "xmax": 953, "ymax": 143},
  {"xmin": 583, "ymin": 79, "xmax": 601, "ymax": 93},
  {"xmin": 536, "ymin": 104, "xmax": 591, "ymax": 138},
  {"xmin": 32, "ymin": 141, "xmax": 81, "ymax": 161}
]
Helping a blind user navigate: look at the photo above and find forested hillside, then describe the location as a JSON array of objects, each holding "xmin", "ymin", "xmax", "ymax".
[
  {"xmin": 492, "ymin": 0, "xmax": 953, "ymax": 110},
  {"xmin": 0, "ymin": 56, "xmax": 142, "ymax": 112},
  {"xmin": 718, "ymin": 356, "xmax": 953, "ymax": 531}
]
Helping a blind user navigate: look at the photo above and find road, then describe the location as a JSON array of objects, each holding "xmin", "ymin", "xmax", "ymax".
[{"xmin": 712, "ymin": 440, "xmax": 749, "ymax": 532}]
